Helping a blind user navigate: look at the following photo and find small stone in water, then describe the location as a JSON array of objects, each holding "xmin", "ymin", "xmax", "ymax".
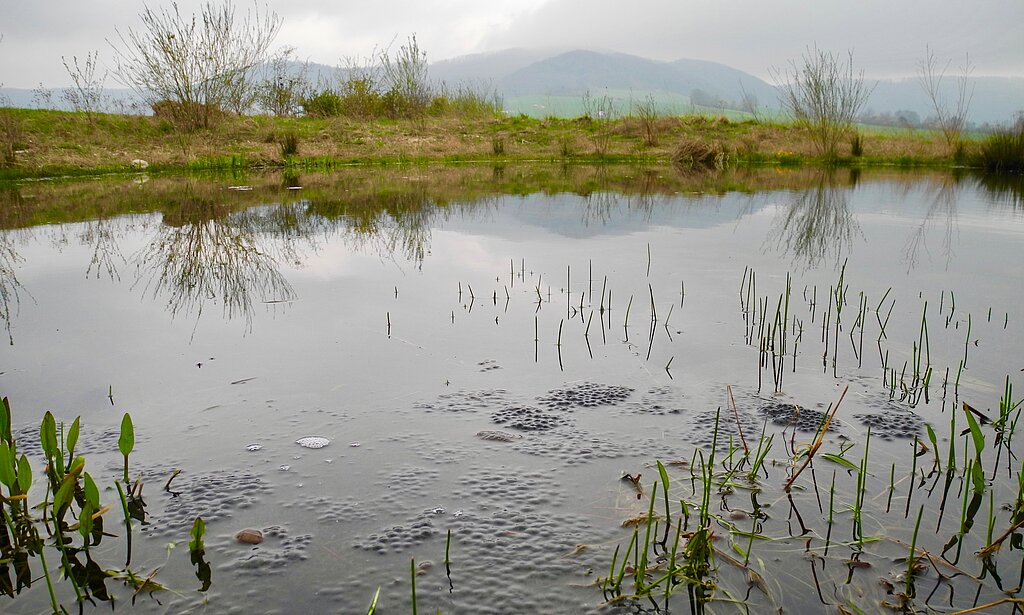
[
  {"xmin": 296, "ymin": 436, "xmax": 330, "ymax": 449},
  {"xmin": 236, "ymin": 529, "xmax": 263, "ymax": 545},
  {"xmin": 279, "ymin": 465, "xmax": 291, "ymax": 471},
  {"xmin": 246, "ymin": 444, "xmax": 263, "ymax": 452}
]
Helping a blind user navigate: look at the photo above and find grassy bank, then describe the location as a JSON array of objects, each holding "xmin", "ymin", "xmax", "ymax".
[{"xmin": 0, "ymin": 107, "xmax": 990, "ymax": 180}]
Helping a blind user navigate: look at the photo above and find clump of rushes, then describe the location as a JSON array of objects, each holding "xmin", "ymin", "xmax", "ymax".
[{"xmin": 0, "ymin": 396, "xmax": 196, "ymax": 610}]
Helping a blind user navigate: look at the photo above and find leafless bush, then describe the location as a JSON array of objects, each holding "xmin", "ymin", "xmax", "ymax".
[
  {"xmin": 771, "ymin": 47, "xmax": 874, "ymax": 160},
  {"xmin": 380, "ymin": 35, "xmax": 431, "ymax": 117},
  {"xmin": 62, "ymin": 51, "xmax": 108, "ymax": 121},
  {"xmin": 0, "ymin": 111, "xmax": 24, "ymax": 167},
  {"xmin": 917, "ymin": 46, "xmax": 974, "ymax": 152},
  {"xmin": 258, "ymin": 46, "xmax": 310, "ymax": 116},
  {"xmin": 631, "ymin": 95, "xmax": 661, "ymax": 146},
  {"xmin": 111, "ymin": 0, "xmax": 281, "ymax": 129}
]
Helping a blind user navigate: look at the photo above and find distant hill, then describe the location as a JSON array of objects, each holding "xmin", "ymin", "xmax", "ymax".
[{"xmin": 4, "ymin": 47, "xmax": 1021, "ymax": 125}]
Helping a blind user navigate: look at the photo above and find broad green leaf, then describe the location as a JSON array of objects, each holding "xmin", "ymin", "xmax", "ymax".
[
  {"xmin": 54, "ymin": 474, "xmax": 77, "ymax": 513},
  {"xmin": 119, "ymin": 413, "xmax": 135, "ymax": 458},
  {"xmin": 821, "ymin": 453, "xmax": 859, "ymax": 471},
  {"xmin": 67, "ymin": 456, "xmax": 85, "ymax": 476},
  {"xmin": 79, "ymin": 501, "xmax": 95, "ymax": 541},
  {"xmin": 83, "ymin": 472, "xmax": 100, "ymax": 510},
  {"xmin": 971, "ymin": 459, "xmax": 986, "ymax": 495},
  {"xmin": 0, "ymin": 442, "xmax": 14, "ymax": 488},
  {"xmin": 40, "ymin": 412, "xmax": 57, "ymax": 461},
  {"xmin": 0, "ymin": 397, "xmax": 11, "ymax": 444},
  {"xmin": 16, "ymin": 455, "xmax": 32, "ymax": 493},
  {"xmin": 189, "ymin": 517, "xmax": 206, "ymax": 553},
  {"xmin": 656, "ymin": 460, "xmax": 670, "ymax": 492},
  {"xmin": 66, "ymin": 417, "xmax": 81, "ymax": 460},
  {"xmin": 963, "ymin": 403, "xmax": 986, "ymax": 459}
]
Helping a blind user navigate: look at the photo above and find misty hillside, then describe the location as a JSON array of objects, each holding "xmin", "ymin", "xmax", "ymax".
[
  {"xmin": 4, "ymin": 47, "xmax": 1021, "ymax": 125},
  {"xmin": 496, "ymin": 50, "xmax": 777, "ymax": 107}
]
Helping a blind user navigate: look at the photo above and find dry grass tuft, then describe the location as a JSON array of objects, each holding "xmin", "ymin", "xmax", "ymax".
[{"xmin": 672, "ymin": 136, "xmax": 727, "ymax": 169}]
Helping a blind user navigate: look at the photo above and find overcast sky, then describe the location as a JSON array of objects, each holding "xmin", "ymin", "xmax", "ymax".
[{"xmin": 1, "ymin": 0, "xmax": 1021, "ymax": 88}]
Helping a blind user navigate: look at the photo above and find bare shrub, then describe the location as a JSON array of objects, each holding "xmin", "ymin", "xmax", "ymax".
[
  {"xmin": 917, "ymin": 46, "xmax": 974, "ymax": 153},
  {"xmin": 631, "ymin": 95, "xmax": 661, "ymax": 146},
  {"xmin": 380, "ymin": 35, "xmax": 431, "ymax": 118},
  {"xmin": 111, "ymin": 0, "xmax": 281, "ymax": 129},
  {"xmin": 259, "ymin": 46, "xmax": 310, "ymax": 117},
  {"xmin": 771, "ymin": 47, "xmax": 874, "ymax": 160},
  {"xmin": 62, "ymin": 51, "xmax": 108, "ymax": 122}
]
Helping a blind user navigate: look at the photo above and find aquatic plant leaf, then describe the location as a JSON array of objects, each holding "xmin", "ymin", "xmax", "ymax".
[
  {"xmin": 67, "ymin": 417, "xmax": 81, "ymax": 460},
  {"xmin": 963, "ymin": 403, "xmax": 985, "ymax": 459},
  {"xmin": 0, "ymin": 397, "xmax": 11, "ymax": 444},
  {"xmin": 83, "ymin": 472, "xmax": 100, "ymax": 510},
  {"xmin": 119, "ymin": 413, "xmax": 135, "ymax": 457},
  {"xmin": 656, "ymin": 460, "xmax": 670, "ymax": 491},
  {"xmin": 821, "ymin": 453, "xmax": 859, "ymax": 471},
  {"xmin": 0, "ymin": 442, "xmax": 14, "ymax": 488},
  {"xmin": 54, "ymin": 474, "xmax": 77, "ymax": 513},
  {"xmin": 79, "ymin": 501, "xmax": 95, "ymax": 541},
  {"xmin": 971, "ymin": 459, "xmax": 986, "ymax": 496},
  {"xmin": 190, "ymin": 517, "xmax": 205, "ymax": 552},
  {"xmin": 40, "ymin": 411, "xmax": 57, "ymax": 461},
  {"xmin": 16, "ymin": 455, "xmax": 31, "ymax": 493},
  {"xmin": 189, "ymin": 517, "xmax": 206, "ymax": 553}
]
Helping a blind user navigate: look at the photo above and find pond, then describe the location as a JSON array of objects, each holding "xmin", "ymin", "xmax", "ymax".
[{"xmin": 0, "ymin": 166, "xmax": 1022, "ymax": 614}]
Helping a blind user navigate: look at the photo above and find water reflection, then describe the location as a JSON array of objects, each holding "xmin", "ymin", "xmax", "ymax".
[
  {"xmin": 134, "ymin": 196, "xmax": 299, "ymax": 328},
  {"xmin": 0, "ymin": 166, "xmax": 1019, "ymax": 339},
  {"xmin": 0, "ymin": 230, "xmax": 25, "ymax": 345},
  {"xmin": 903, "ymin": 174, "xmax": 960, "ymax": 271},
  {"xmin": 768, "ymin": 171, "xmax": 860, "ymax": 269}
]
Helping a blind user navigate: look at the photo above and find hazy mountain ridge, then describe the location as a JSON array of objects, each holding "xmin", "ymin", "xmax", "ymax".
[{"xmin": 4, "ymin": 47, "xmax": 1021, "ymax": 124}]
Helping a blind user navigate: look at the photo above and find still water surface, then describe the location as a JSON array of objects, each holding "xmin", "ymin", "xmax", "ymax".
[{"xmin": 0, "ymin": 167, "xmax": 1021, "ymax": 613}]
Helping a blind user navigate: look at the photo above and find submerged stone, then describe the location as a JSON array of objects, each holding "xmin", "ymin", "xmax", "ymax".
[{"xmin": 236, "ymin": 528, "xmax": 264, "ymax": 545}]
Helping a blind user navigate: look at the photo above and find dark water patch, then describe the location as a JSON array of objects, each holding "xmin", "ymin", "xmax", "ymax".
[
  {"xmin": 141, "ymin": 468, "xmax": 270, "ymax": 537},
  {"xmin": 854, "ymin": 410, "xmax": 924, "ymax": 440},
  {"xmin": 760, "ymin": 401, "xmax": 840, "ymax": 432},
  {"xmin": 384, "ymin": 432, "xmax": 481, "ymax": 464},
  {"xmin": 621, "ymin": 385, "xmax": 688, "ymax": 415},
  {"xmin": 430, "ymin": 507, "xmax": 599, "ymax": 612},
  {"xmin": 13, "ymin": 422, "xmax": 135, "ymax": 458},
  {"xmin": 491, "ymin": 404, "xmax": 572, "ymax": 431},
  {"xmin": 283, "ymin": 495, "xmax": 375, "ymax": 525},
  {"xmin": 353, "ymin": 513, "xmax": 439, "ymax": 555},
  {"xmin": 536, "ymin": 382, "xmax": 634, "ymax": 411},
  {"xmin": 377, "ymin": 465, "xmax": 443, "ymax": 508},
  {"xmin": 217, "ymin": 524, "xmax": 313, "ymax": 573},
  {"xmin": 682, "ymin": 407, "xmax": 761, "ymax": 449},
  {"xmin": 415, "ymin": 389, "xmax": 514, "ymax": 414},
  {"xmin": 477, "ymin": 359, "xmax": 501, "ymax": 372},
  {"xmin": 453, "ymin": 468, "xmax": 563, "ymax": 510},
  {"xmin": 510, "ymin": 427, "xmax": 632, "ymax": 465}
]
